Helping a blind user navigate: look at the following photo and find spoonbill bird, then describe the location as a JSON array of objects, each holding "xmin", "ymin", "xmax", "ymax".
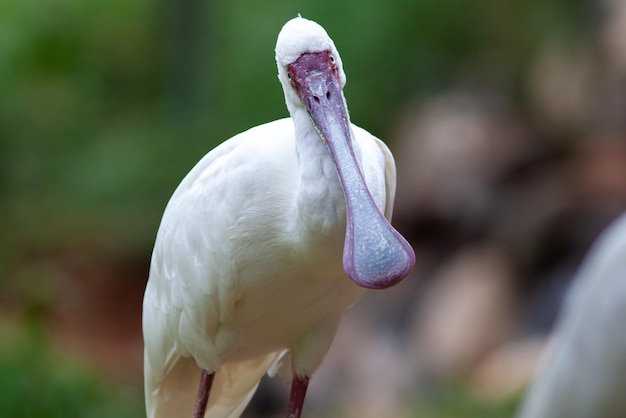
[
  {"xmin": 142, "ymin": 16, "xmax": 414, "ymax": 418},
  {"xmin": 516, "ymin": 212, "xmax": 626, "ymax": 418}
]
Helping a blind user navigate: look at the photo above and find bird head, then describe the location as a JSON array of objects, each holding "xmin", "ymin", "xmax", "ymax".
[{"xmin": 275, "ymin": 16, "xmax": 414, "ymax": 289}]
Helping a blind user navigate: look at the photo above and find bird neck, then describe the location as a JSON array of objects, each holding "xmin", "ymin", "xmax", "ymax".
[{"xmin": 291, "ymin": 107, "xmax": 347, "ymax": 237}]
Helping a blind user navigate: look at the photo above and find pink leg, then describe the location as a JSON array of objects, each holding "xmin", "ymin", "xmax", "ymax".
[
  {"xmin": 286, "ymin": 375, "xmax": 310, "ymax": 418},
  {"xmin": 193, "ymin": 370, "xmax": 215, "ymax": 418}
]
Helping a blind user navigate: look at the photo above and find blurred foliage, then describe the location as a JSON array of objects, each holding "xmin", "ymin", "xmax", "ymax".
[
  {"xmin": 0, "ymin": 0, "xmax": 589, "ymax": 259},
  {"xmin": 0, "ymin": 320, "xmax": 143, "ymax": 418},
  {"xmin": 412, "ymin": 383, "xmax": 520, "ymax": 418}
]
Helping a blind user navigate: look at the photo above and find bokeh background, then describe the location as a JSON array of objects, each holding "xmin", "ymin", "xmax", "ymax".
[{"xmin": 1, "ymin": 0, "xmax": 625, "ymax": 417}]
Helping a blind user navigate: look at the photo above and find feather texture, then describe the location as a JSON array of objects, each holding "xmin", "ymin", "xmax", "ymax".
[{"xmin": 143, "ymin": 118, "xmax": 396, "ymax": 417}]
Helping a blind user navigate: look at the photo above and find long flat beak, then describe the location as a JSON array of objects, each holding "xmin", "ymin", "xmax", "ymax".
[{"xmin": 288, "ymin": 52, "xmax": 415, "ymax": 289}]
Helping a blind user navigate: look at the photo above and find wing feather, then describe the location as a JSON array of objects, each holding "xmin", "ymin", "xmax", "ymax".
[
  {"xmin": 143, "ymin": 118, "xmax": 296, "ymax": 417},
  {"xmin": 145, "ymin": 351, "xmax": 285, "ymax": 418},
  {"xmin": 351, "ymin": 125, "xmax": 397, "ymax": 220}
]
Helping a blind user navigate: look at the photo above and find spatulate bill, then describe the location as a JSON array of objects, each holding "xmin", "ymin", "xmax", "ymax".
[{"xmin": 288, "ymin": 51, "xmax": 415, "ymax": 289}]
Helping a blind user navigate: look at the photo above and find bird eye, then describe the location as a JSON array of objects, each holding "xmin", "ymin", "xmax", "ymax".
[
  {"xmin": 287, "ymin": 73, "xmax": 291, "ymax": 80},
  {"xmin": 329, "ymin": 55, "xmax": 335, "ymax": 63}
]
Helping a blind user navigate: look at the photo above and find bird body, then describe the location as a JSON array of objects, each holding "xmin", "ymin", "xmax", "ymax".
[
  {"xmin": 142, "ymin": 17, "xmax": 413, "ymax": 415},
  {"xmin": 517, "ymin": 212, "xmax": 626, "ymax": 418},
  {"xmin": 144, "ymin": 122, "xmax": 394, "ymax": 416},
  {"xmin": 144, "ymin": 118, "xmax": 394, "ymax": 415}
]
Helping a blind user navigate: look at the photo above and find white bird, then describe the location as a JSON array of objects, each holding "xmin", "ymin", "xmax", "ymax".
[
  {"xmin": 516, "ymin": 212, "xmax": 626, "ymax": 418},
  {"xmin": 142, "ymin": 16, "xmax": 414, "ymax": 418}
]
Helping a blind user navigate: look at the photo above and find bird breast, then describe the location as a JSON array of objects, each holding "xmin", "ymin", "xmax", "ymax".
[{"xmin": 148, "ymin": 118, "xmax": 369, "ymax": 366}]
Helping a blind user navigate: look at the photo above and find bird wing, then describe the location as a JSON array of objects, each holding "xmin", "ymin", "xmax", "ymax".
[
  {"xmin": 143, "ymin": 130, "xmax": 248, "ymax": 380},
  {"xmin": 144, "ymin": 350, "xmax": 285, "ymax": 418},
  {"xmin": 351, "ymin": 124, "xmax": 397, "ymax": 220},
  {"xmin": 143, "ymin": 118, "xmax": 296, "ymax": 418},
  {"xmin": 517, "ymin": 213, "xmax": 626, "ymax": 418}
]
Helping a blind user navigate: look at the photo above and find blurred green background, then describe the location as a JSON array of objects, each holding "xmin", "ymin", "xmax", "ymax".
[{"xmin": 1, "ymin": 0, "xmax": 621, "ymax": 417}]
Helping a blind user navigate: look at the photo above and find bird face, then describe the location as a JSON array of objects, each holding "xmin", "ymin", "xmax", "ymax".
[
  {"xmin": 274, "ymin": 17, "xmax": 414, "ymax": 289},
  {"xmin": 287, "ymin": 50, "xmax": 340, "ymax": 102},
  {"xmin": 287, "ymin": 50, "xmax": 348, "ymax": 150}
]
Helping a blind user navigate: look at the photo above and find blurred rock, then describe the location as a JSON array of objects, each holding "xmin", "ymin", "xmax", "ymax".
[
  {"xmin": 488, "ymin": 158, "xmax": 572, "ymax": 277},
  {"xmin": 571, "ymin": 134, "xmax": 626, "ymax": 207},
  {"xmin": 526, "ymin": 41, "xmax": 598, "ymax": 139},
  {"xmin": 469, "ymin": 337, "xmax": 547, "ymax": 400},
  {"xmin": 308, "ymin": 312, "xmax": 411, "ymax": 418},
  {"xmin": 407, "ymin": 244, "xmax": 517, "ymax": 380},
  {"xmin": 601, "ymin": 0, "xmax": 626, "ymax": 76},
  {"xmin": 392, "ymin": 90, "xmax": 530, "ymax": 244}
]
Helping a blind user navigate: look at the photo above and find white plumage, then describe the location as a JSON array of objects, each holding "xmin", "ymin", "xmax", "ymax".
[
  {"xmin": 143, "ymin": 16, "xmax": 412, "ymax": 418},
  {"xmin": 517, "ymin": 212, "xmax": 626, "ymax": 418}
]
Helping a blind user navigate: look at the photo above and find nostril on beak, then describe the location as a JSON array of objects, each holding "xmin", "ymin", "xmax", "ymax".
[{"xmin": 312, "ymin": 92, "xmax": 330, "ymax": 104}]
